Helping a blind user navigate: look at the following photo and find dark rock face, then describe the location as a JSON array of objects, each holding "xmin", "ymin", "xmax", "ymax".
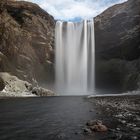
[
  {"xmin": 95, "ymin": 0, "xmax": 140, "ymax": 91},
  {"xmin": 0, "ymin": 0, "xmax": 55, "ymax": 84},
  {"xmin": 0, "ymin": 77, "xmax": 5, "ymax": 91}
]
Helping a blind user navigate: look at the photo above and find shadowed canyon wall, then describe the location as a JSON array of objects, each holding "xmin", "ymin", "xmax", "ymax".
[{"xmin": 95, "ymin": 0, "xmax": 140, "ymax": 91}]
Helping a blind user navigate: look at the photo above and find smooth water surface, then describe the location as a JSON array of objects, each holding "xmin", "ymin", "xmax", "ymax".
[{"xmin": 0, "ymin": 97, "xmax": 104, "ymax": 140}]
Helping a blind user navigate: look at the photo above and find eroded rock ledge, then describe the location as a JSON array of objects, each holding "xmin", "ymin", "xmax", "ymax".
[{"xmin": 0, "ymin": 72, "xmax": 55, "ymax": 97}]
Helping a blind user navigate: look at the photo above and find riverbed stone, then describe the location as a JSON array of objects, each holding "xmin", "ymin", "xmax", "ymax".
[
  {"xmin": 90, "ymin": 124, "xmax": 108, "ymax": 132},
  {"xmin": 83, "ymin": 128, "xmax": 92, "ymax": 134},
  {"xmin": 86, "ymin": 120, "xmax": 108, "ymax": 132},
  {"xmin": 86, "ymin": 120, "xmax": 102, "ymax": 126}
]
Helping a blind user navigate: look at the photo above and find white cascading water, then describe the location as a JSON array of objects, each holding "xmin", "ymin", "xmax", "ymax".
[{"xmin": 55, "ymin": 20, "xmax": 95, "ymax": 95}]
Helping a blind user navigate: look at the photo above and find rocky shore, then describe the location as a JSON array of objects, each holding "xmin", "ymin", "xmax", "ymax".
[{"xmin": 87, "ymin": 95, "xmax": 140, "ymax": 140}]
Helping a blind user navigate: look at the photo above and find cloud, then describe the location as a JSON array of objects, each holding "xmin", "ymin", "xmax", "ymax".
[{"xmin": 21, "ymin": 0, "xmax": 128, "ymax": 21}]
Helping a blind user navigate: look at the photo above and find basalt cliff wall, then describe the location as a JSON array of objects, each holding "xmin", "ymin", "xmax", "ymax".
[{"xmin": 95, "ymin": 0, "xmax": 140, "ymax": 91}]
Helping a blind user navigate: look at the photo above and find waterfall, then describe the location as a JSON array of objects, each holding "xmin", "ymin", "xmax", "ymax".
[{"xmin": 55, "ymin": 20, "xmax": 95, "ymax": 95}]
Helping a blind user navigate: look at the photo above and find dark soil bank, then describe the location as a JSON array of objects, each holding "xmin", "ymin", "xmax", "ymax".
[{"xmin": 0, "ymin": 95, "xmax": 140, "ymax": 140}]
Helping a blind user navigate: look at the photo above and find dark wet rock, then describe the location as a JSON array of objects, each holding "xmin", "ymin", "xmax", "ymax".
[
  {"xmin": 116, "ymin": 127, "xmax": 121, "ymax": 131},
  {"xmin": 132, "ymin": 127, "xmax": 140, "ymax": 132},
  {"xmin": 86, "ymin": 120, "xmax": 102, "ymax": 126},
  {"xmin": 131, "ymin": 136, "xmax": 138, "ymax": 140},
  {"xmin": 0, "ymin": 77, "xmax": 5, "ymax": 91},
  {"xmin": 126, "ymin": 123, "xmax": 136, "ymax": 128},
  {"xmin": 135, "ymin": 116, "xmax": 140, "ymax": 121},
  {"xmin": 86, "ymin": 120, "xmax": 108, "ymax": 132},
  {"xmin": 101, "ymin": 132, "xmax": 123, "ymax": 140},
  {"xmin": 95, "ymin": 0, "xmax": 140, "ymax": 91},
  {"xmin": 0, "ymin": 0, "xmax": 55, "ymax": 84},
  {"xmin": 121, "ymin": 120, "xmax": 126, "ymax": 124},
  {"xmin": 83, "ymin": 128, "xmax": 92, "ymax": 134},
  {"xmin": 32, "ymin": 86, "xmax": 55, "ymax": 96},
  {"xmin": 89, "ymin": 124, "xmax": 108, "ymax": 132},
  {"xmin": 120, "ymin": 135, "xmax": 138, "ymax": 140},
  {"xmin": 25, "ymin": 82, "xmax": 33, "ymax": 91}
]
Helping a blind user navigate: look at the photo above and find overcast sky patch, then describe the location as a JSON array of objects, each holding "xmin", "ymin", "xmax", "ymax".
[{"xmin": 21, "ymin": 0, "xmax": 127, "ymax": 21}]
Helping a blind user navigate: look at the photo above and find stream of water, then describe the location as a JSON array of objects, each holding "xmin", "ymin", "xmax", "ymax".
[{"xmin": 55, "ymin": 20, "xmax": 95, "ymax": 95}]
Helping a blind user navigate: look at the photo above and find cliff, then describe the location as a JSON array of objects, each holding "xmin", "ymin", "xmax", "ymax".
[
  {"xmin": 95, "ymin": 0, "xmax": 140, "ymax": 91},
  {"xmin": 0, "ymin": 0, "xmax": 55, "ymax": 85}
]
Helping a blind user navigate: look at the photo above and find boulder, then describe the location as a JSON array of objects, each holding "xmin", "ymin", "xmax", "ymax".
[
  {"xmin": 83, "ymin": 128, "xmax": 92, "ymax": 134},
  {"xmin": 86, "ymin": 120, "xmax": 108, "ymax": 132},
  {"xmin": 0, "ymin": 72, "xmax": 55, "ymax": 97},
  {"xmin": 0, "ymin": 72, "xmax": 31, "ymax": 93},
  {"xmin": 86, "ymin": 120, "xmax": 102, "ymax": 126},
  {"xmin": 32, "ymin": 87, "xmax": 55, "ymax": 96},
  {"xmin": 89, "ymin": 124, "xmax": 108, "ymax": 132}
]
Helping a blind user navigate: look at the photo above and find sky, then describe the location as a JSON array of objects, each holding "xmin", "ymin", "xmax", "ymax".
[{"xmin": 21, "ymin": 0, "xmax": 127, "ymax": 21}]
